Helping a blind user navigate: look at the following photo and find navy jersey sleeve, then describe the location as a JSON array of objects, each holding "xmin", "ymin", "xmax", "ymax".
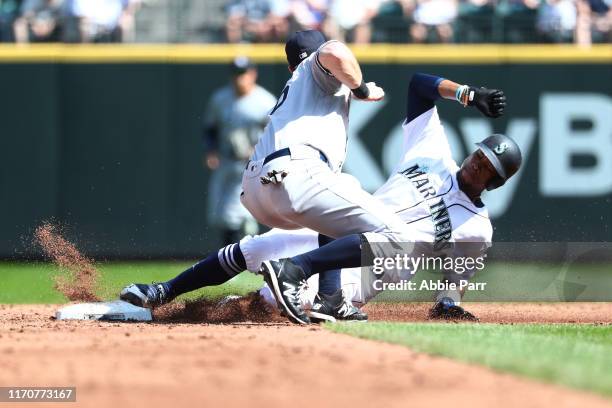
[{"xmin": 405, "ymin": 73, "xmax": 445, "ymax": 124}]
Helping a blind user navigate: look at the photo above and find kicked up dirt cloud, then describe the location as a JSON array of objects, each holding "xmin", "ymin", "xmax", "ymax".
[{"xmin": 33, "ymin": 222, "xmax": 101, "ymax": 302}]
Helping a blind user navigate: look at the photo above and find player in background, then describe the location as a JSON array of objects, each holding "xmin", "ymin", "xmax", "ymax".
[
  {"xmin": 203, "ymin": 57, "xmax": 277, "ymax": 245},
  {"xmin": 120, "ymin": 72, "xmax": 519, "ymax": 323}
]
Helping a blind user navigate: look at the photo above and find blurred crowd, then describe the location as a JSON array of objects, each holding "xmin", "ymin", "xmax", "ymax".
[
  {"xmin": 0, "ymin": 0, "xmax": 608, "ymax": 44},
  {"xmin": 224, "ymin": 0, "xmax": 611, "ymax": 45},
  {"xmin": 0, "ymin": 0, "xmax": 141, "ymax": 43}
]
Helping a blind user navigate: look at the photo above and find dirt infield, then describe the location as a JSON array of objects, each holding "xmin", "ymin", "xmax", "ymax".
[
  {"xmin": 1, "ymin": 303, "xmax": 611, "ymax": 408},
  {"xmin": 365, "ymin": 302, "xmax": 612, "ymax": 324}
]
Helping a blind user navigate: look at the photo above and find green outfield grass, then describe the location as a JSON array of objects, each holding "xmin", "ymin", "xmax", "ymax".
[
  {"xmin": 0, "ymin": 261, "xmax": 263, "ymax": 304},
  {"xmin": 328, "ymin": 322, "xmax": 612, "ymax": 397}
]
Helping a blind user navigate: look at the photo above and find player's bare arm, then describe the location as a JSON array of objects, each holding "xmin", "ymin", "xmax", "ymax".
[{"xmin": 317, "ymin": 41, "xmax": 384, "ymax": 102}]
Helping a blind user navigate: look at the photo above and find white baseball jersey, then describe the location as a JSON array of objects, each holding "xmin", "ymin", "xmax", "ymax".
[
  {"xmin": 251, "ymin": 41, "xmax": 351, "ymax": 172},
  {"xmin": 341, "ymin": 105, "xmax": 493, "ymax": 304},
  {"xmin": 249, "ymin": 105, "xmax": 494, "ymax": 308},
  {"xmin": 375, "ymin": 106, "xmax": 493, "ymax": 252}
]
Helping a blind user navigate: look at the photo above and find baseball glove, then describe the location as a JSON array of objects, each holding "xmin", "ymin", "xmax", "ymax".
[
  {"xmin": 468, "ymin": 87, "xmax": 506, "ymax": 118},
  {"xmin": 428, "ymin": 301, "xmax": 479, "ymax": 322}
]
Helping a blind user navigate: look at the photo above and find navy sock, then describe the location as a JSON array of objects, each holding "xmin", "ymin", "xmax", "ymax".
[
  {"xmin": 292, "ymin": 234, "xmax": 362, "ymax": 279},
  {"xmin": 163, "ymin": 243, "xmax": 246, "ymax": 298},
  {"xmin": 318, "ymin": 269, "xmax": 341, "ymax": 295},
  {"xmin": 316, "ymin": 234, "xmax": 341, "ymax": 295}
]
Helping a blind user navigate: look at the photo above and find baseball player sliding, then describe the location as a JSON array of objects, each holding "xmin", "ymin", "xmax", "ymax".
[
  {"xmin": 253, "ymin": 73, "xmax": 520, "ymax": 321},
  {"xmin": 120, "ymin": 34, "xmax": 520, "ymax": 324},
  {"xmin": 124, "ymin": 30, "xmax": 393, "ymax": 323}
]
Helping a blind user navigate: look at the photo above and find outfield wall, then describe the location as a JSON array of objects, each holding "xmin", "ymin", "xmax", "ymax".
[{"xmin": 1, "ymin": 45, "xmax": 610, "ymax": 258}]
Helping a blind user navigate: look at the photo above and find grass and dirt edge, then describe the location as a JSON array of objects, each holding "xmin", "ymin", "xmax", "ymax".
[{"xmin": 326, "ymin": 321, "xmax": 612, "ymax": 398}]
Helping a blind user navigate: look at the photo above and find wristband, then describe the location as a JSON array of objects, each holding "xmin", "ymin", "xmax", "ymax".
[
  {"xmin": 455, "ymin": 85, "xmax": 469, "ymax": 107},
  {"xmin": 351, "ymin": 81, "xmax": 370, "ymax": 99}
]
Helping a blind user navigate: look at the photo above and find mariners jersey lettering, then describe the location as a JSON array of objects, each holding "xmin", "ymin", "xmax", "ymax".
[
  {"xmin": 374, "ymin": 107, "xmax": 493, "ymax": 255},
  {"xmin": 252, "ymin": 41, "xmax": 351, "ymax": 172}
]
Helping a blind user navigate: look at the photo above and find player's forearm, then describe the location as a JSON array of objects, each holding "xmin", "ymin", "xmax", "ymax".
[
  {"xmin": 410, "ymin": 74, "xmax": 461, "ymax": 101},
  {"xmin": 437, "ymin": 79, "xmax": 463, "ymax": 100},
  {"xmin": 317, "ymin": 41, "xmax": 363, "ymax": 89},
  {"xmin": 438, "ymin": 78, "xmax": 479, "ymax": 108}
]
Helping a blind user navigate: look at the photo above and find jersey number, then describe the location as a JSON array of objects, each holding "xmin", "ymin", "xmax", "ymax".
[{"xmin": 270, "ymin": 85, "xmax": 290, "ymax": 115}]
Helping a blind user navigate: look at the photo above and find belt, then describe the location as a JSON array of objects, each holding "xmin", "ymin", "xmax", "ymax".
[{"xmin": 262, "ymin": 147, "xmax": 328, "ymax": 166}]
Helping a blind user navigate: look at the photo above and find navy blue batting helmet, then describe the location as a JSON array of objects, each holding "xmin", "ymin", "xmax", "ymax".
[{"xmin": 476, "ymin": 134, "xmax": 522, "ymax": 190}]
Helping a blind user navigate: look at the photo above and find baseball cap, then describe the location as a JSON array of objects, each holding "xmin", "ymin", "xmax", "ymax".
[
  {"xmin": 230, "ymin": 56, "xmax": 255, "ymax": 75},
  {"xmin": 285, "ymin": 30, "xmax": 326, "ymax": 69}
]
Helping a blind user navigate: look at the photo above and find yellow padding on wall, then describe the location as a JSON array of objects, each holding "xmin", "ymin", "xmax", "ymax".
[{"xmin": 0, "ymin": 44, "xmax": 609, "ymax": 64}]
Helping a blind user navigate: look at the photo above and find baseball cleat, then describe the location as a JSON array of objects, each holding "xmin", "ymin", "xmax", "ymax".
[
  {"xmin": 259, "ymin": 259, "xmax": 310, "ymax": 324},
  {"xmin": 120, "ymin": 283, "xmax": 170, "ymax": 309},
  {"xmin": 309, "ymin": 289, "xmax": 368, "ymax": 323}
]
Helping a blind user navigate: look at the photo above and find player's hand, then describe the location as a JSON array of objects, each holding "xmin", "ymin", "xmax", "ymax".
[
  {"xmin": 353, "ymin": 82, "xmax": 385, "ymax": 102},
  {"xmin": 468, "ymin": 87, "xmax": 506, "ymax": 118}
]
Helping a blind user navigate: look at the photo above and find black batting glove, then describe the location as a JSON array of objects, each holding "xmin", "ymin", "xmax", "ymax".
[{"xmin": 467, "ymin": 87, "xmax": 506, "ymax": 118}]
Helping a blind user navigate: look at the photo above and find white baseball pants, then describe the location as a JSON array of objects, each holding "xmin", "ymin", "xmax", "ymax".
[{"xmin": 240, "ymin": 146, "xmax": 412, "ymax": 244}]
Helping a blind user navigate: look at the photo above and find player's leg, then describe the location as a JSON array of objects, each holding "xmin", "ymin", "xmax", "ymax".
[
  {"xmin": 310, "ymin": 233, "xmax": 342, "ymax": 298},
  {"xmin": 260, "ymin": 164, "xmax": 415, "ymax": 322},
  {"xmin": 259, "ymin": 265, "xmax": 367, "ymax": 322},
  {"xmin": 308, "ymin": 253, "xmax": 367, "ymax": 323},
  {"xmin": 120, "ymin": 227, "xmax": 321, "ymax": 308},
  {"xmin": 279, "ymin": 231, "xmax": 419, "ymax": 300},
  {"xmin": 318, "ymin": 267, "xmax": 340, "ymax": 296},
  {"xmin": 253, "ymin": 233, "xmax": 359, "ymax": 322},
  {"xmin": 119, "ymin": 242, "xmax": 246, "ymax": 308},
  {"xmin": 243, "ymin": 155, "xmax": 413, "ymax": 323},
  {"xmin": 244, "ymin": 230, "xmax": 343, "ymax": 308},
  {"xmin": 242, "ymin": 228, "xmax": 350, "ymax": 317},
  {"xmin": 261, "ymin": 231, "xmax": 404, "ymax": 324},
  {"xmin": 239, "ymin": 227, "xmax": 320, "ymax": 272},
  {"xmin": 259, "ymin": 234, "xmax": 366, "ymax": 322},
  {"xmin": 249, "ymin": 155, "xmax": 411, "ymax": 243},
  {"xmin": 240, "ymin": 227, "xmax": 359, "ymax": 322},
  {"xmin": 309, "ymin": 272, "xmax": 368, "ymax": 323},
  {"xmin": 311, "ymin": 259, "xmax": 369, "ymax": 323}
]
